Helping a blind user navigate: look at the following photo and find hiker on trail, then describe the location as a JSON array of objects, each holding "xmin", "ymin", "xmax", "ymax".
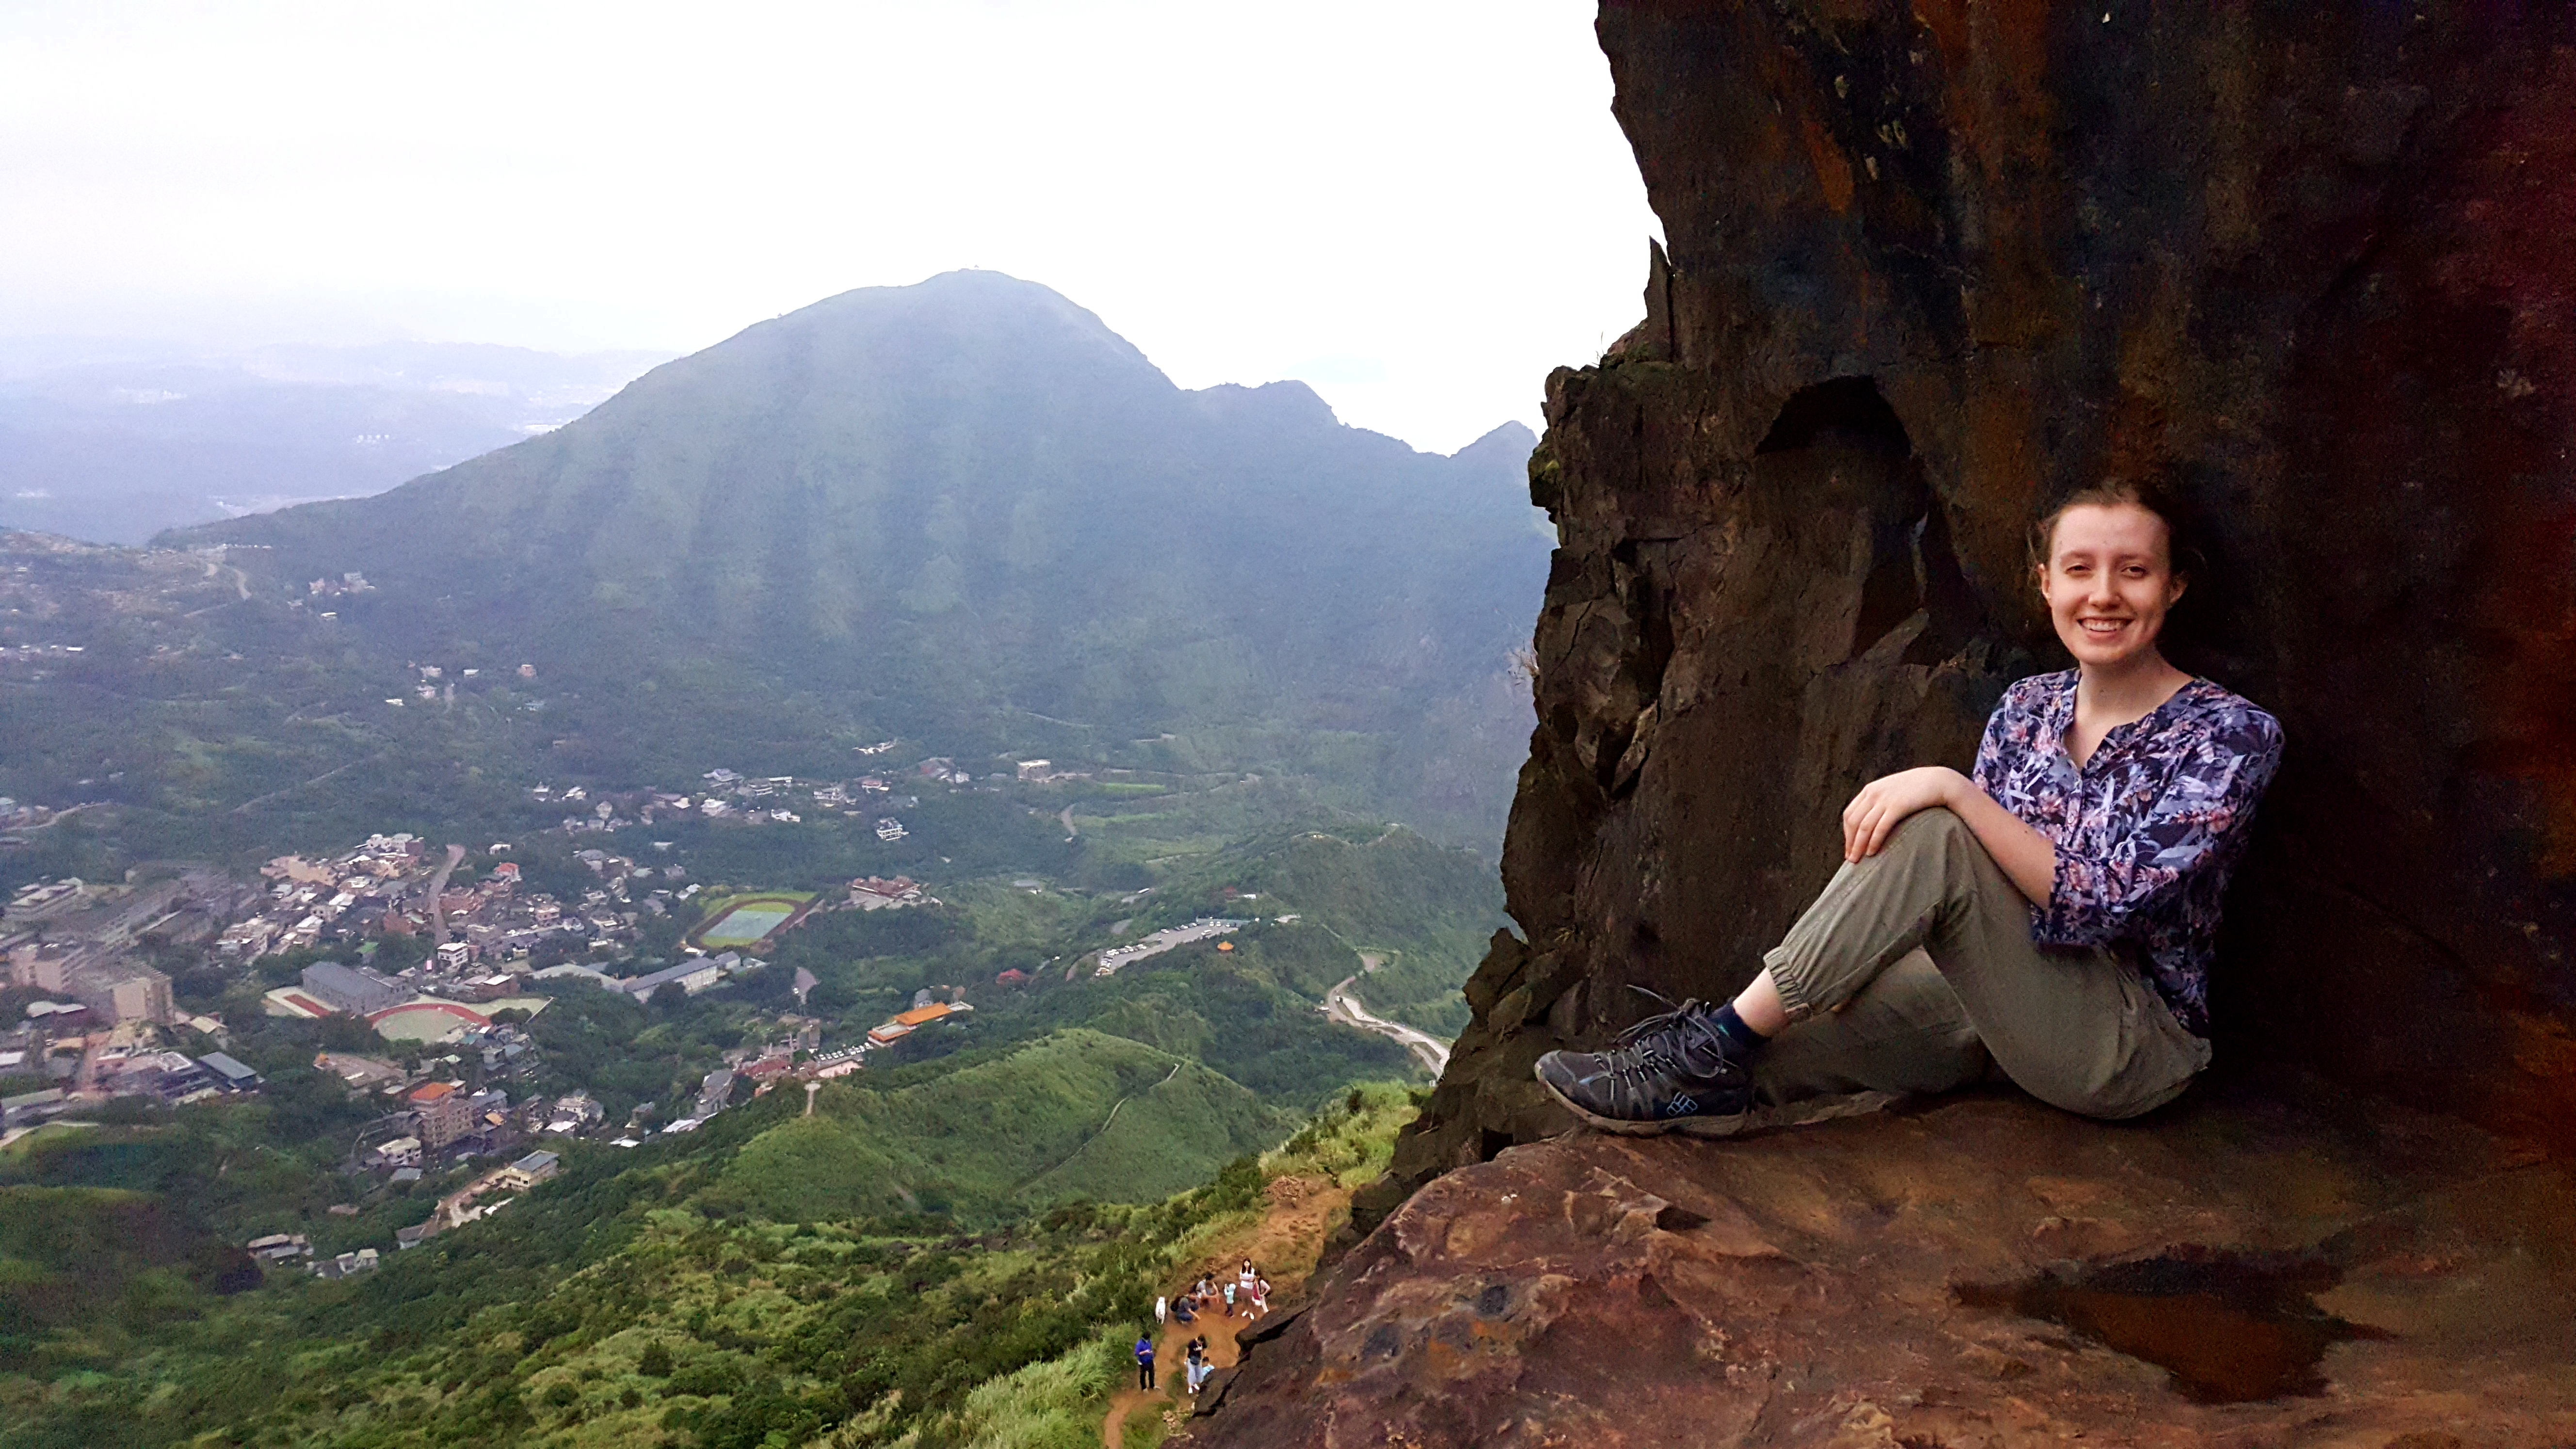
[
  {"xmin": 1134, "ymin": 1334, "xmax": 1155, "ymax": 1390},
  {"xmin": 1238, "ymin": 1258, "xmax": 1256, "ymax": 1295},
  {"xmin": 1186, "ymin": 1340, "xmax": 1212, "ymax": 1396},
  {"xmin": 1538, "ymin": 479, "xmax": 2283, "ymax": 1134},
  {"xmin": 1221, "ymin": 1279, "xmax": 1236, "ymax": 1316},
  {"xmin": 1171, "ymin": 1293, "xmax": 1196, "ymax": 1325},
  {"xmin": 1252, "ymin": 1275, "xmax": 1271, "ymax": 1316}
]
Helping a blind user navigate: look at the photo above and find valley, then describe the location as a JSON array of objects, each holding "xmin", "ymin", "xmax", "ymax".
[
  {"xmin": 0, "ymin": 270, "xmax": 1541, "ymax": 1448},
  {"xmin": 0, "ymin": 743, "xmax": 1493, "ymax": 1446}
]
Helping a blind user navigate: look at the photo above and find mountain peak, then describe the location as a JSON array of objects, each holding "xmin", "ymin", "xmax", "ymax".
[
  {"xmin": 1189, "ymin": 379, "xmax": 1339, "ymax": 430},
  {"xmin": 174, "ymin": 274, "xmax": 1553, "ymax": 840},
  {"xmin": 1449, "ymin": 420, "xmax": 1537, "ymax": 468}
]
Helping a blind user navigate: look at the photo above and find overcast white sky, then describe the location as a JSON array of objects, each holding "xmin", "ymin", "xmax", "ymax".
[{"xmin": 0, "ymin": 1, "xmax": 1659, "ymax": 452}]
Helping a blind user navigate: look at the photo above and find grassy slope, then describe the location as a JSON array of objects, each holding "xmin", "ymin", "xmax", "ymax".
[
  {"xmin": 1131, "ymin": 825, "xmax": 1507, "ymax": 1037},
  {"xmin": 720, "ymin": 1030, "xmax": 1293, "ymax": 1224},
  {"xmin": 0, "ymin": 1076, "xmax": 1418, "ymax": 1449}
]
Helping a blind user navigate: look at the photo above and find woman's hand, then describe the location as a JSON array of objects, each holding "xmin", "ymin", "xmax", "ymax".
[{"xmin": 1840, "ymin": 767, "xmax": 1965, "ymax": 862}]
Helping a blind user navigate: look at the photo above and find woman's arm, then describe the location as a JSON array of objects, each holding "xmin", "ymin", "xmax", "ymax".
[
  {"xmin": 1938, "ymin": 774, "xmax": 2058, "ymax": 903},
  {"xmin": 1840, "ymin": 766, "xmax": 2056, "ymax": 904},
  {"xmin": 2028, "ymin": 714, "xmax": 2283, "ymax": 947}
]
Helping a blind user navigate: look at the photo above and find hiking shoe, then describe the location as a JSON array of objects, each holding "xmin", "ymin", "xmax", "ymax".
[{"xmin": 1533, "ymin": 994, "xmax": 1753, "ymax": 1135}]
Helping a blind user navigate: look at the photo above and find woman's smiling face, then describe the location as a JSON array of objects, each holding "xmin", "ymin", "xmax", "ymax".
[{"xmin": 2039, "ymin": 501, "xmax": 2187, "ymax": 669}]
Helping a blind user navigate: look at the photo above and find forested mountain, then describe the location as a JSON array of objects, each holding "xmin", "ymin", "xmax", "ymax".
[{"xmin": 158, "ymin": 270, "xmax": 1547, "ymax": 841}]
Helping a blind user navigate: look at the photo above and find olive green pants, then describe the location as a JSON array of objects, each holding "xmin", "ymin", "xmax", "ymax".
[{"xmin": 1751, "ymin": 807, "xmax": 2211, "ymax": 1120}]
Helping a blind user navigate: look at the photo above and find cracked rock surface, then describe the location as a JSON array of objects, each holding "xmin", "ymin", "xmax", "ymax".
[{"xmin": 1193, "ymin": 1085, "xmax": 2576, "ymax": 1448}]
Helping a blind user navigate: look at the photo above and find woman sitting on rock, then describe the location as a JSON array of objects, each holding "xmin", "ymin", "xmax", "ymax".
[{"xmin": 1537, "ymin": 480, "xmax": 2282, "ymax": 1131}]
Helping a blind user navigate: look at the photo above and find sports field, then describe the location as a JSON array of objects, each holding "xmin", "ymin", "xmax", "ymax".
[
  {"xmin": 701, "ymin": 903, "xmax": 793, "ymax": 945},
  {"xmin": 693, "ymin": 891, "xmax": 815, "ymax": 948}
]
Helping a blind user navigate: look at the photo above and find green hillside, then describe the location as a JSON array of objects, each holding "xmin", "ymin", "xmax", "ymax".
[
  {"xmin": 1072, "ymin": 823, "xmax": 1507, "ymax": 1036},
  {"xmin": 719, "ymin": 1030, "xmax": 1291, "ymax": 1224},
  {"xmin": 0, "ymin": 1069, "xmax": 1419, "ymax": 1449},
  {"xmin": 130, "ymin": 269, "xmax": 1546, "ymax": 844},
  {"xmin": 0, "ymin": 1185, "xmax": 258, "ymax": 1367}
]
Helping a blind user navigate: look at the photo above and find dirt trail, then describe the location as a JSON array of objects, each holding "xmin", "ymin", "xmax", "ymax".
[{"xmin": 1100, "ymin": 1173, "xmax": 1350, "ymax": 1448}]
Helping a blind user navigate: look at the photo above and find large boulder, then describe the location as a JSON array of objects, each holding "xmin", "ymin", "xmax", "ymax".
[{"xmin": 1357, "ymin": 0, "xmax": 2576, "ymax": 1230}]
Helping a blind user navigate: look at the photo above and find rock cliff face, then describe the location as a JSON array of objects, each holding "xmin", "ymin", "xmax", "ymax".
[
  {"xmin": 1355, "ymin": 0, "xmax": 2576, "ymax": 1228},
  {"xmin": 1187, "ymin": 5, "xmax": 2576, "ymax": 1439}
]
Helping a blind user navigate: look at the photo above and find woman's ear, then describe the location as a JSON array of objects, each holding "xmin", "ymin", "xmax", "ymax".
[{"xmin": 2164, "ymin": 571, "xmax": 2189, "ymax": 609}]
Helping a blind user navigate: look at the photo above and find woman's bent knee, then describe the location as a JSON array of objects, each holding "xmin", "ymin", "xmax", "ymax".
[{"xmin": 1889, "ymin": 806, "xmax": 1972, "ymax": 849}]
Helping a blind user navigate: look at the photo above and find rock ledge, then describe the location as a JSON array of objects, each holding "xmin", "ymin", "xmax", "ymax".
[{"xmin": 1192, "ymin": 1086, "xmax": 2576, "ymax": 1448}]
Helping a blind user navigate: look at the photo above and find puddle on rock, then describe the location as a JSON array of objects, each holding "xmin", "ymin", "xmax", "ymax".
[{"xmin": 1956, "ymin": 1249, "xmax": 2389, "ymax": 1403}]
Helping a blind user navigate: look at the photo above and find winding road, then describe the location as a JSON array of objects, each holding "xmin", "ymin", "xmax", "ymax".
[{"xmin": 1319, "ymin": 950, "xmax": 1450, "ymax": 1076}]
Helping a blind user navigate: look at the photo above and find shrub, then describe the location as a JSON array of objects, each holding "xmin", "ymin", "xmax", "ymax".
[{"xmin": 945, "ymin": 1328, "xmax": 1127, "ymax": 1449}]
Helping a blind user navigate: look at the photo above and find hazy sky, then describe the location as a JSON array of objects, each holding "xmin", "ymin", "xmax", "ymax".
[{"xmin": 1, "ymin": 1, "xmax": 1660, "ymax": 452}]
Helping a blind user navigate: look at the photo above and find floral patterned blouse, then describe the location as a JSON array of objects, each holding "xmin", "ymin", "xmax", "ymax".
[{"xmin": 1971, "ymin": 671, "xmax": 2284, "ymax": 1036}]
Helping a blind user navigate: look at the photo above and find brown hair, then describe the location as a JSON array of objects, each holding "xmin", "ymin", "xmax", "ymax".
[{"xmin": 2027, "ymin": 475, "xmax": 2199, "ymax": 583}]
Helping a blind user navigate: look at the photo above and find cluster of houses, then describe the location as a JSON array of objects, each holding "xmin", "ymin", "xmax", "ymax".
[
  {"xmin": 2, "ymin": 1032, "xmax": 262, "ymax": 1131},
  {"xmin": 530, "ymin": 765, "xmax": 926, "ymax": 837},
  {"xmin": 306, "ymin": 571, "xmax": 374, "ymax": 599},
  {"xmin": 517, "ymin": 741, "xmax": 1122, "ymax": 845},
  {"xmin": 639, "ymin": 991, "xmax": 969, "ymax": 1129},
  {"xmin": 241, "ymin": 1231, "xmax": 398, "ymax": 1282},
  {"xmin": 226, "ymin": 834, "xmax": 660, "ymax": 973},
  {"xmin": 397, "ymin": 1148, "xmax": 562, "ymax": 1251},
  {"xmin": 375, "ymin": 658, "xmax": 538, "ymax": 707},
  {"xmin": 0, "ymin": 796, "xmax": 66, "ymax": 833},
  {"xmin": 9, "ymin": 869, "xmax": 256, "ymax": 1027},
  {"xmin": 303, "ymin": 1036, "xmax": 608, "ymax": 1185},
  {"xmin": 361, "ymin": 1078, "xmax": 602, "ymax": 1176},
  {"xmin": 515, "ymin": 745, "xmax": 1110, "ymax": 853},
  {"xmin": 216, "ymin": 833, "xmax": 443, "ymax": 961},
  {"xmin": 444, "ymin": 845, "xmax": 667, "ymax": 964},
  {"xmin": 1, "ymin": 870, "xmax": 270, "ymax": 1128}
]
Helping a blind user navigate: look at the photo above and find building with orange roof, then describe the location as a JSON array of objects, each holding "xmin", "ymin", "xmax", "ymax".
[{"xmin": 407, "ymin": 1079, "xmax": 474, "ymax": 1151}]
